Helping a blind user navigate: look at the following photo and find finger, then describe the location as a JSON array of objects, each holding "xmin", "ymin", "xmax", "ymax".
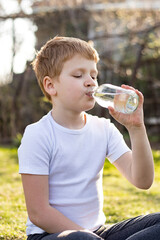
[
  {"xmin": 108, "ymin": 106, "xmax": 122, "ymax": 119},
  {"xmin": 121, "ymin": 85, "xmax": 144, "ymax": 107},
  {"xmin": 121, "ymin": 84, "xmax": 135, "ymax": 91},
  {"xmin": 108, "ymin": 106, "xmax": 115, "ymax": 116},
  {"xmin": 135, "ymin": 90, "xmax": 144, "ymax": 106}
]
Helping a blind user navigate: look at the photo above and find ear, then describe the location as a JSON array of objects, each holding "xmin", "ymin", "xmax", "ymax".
[{"xmin": 43, "ymin": 76, "xmax": 57, "ymax": 96}]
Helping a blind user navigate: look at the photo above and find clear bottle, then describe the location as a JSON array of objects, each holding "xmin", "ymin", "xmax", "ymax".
[{"xmin": 93, "ymin": 84, "xmax": 139, "ymax": 114}]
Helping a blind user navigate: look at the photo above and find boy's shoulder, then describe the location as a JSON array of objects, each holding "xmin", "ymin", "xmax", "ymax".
[
  {"xmin": 87, "ymin": 113, "xmax": 111, "ymax": 126},
  {"xmin": 24, "ymin": 111, "xmax": 52, "ymax": 138},
  {"xmin": 88, "ymin": 113, "xmax": 120, "ymax": 136},
  {"xmin": 19, "ymin": 111, "xmax": 54, "ymax": 154}
]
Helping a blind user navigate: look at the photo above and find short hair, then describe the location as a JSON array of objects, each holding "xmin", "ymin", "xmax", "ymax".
[{"xmin": 32, "ymin": 36, "xmax": 99, "ymax": 101}]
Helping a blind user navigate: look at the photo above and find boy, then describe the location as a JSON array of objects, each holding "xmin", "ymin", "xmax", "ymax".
[{"xmin": 18, "ymin": 36, "xmax": 160, "ymax": 240}]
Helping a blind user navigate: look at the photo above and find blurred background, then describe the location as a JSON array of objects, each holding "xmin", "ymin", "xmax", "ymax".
[{"xmin": 0, "ymin": 0, "xmax": 160, "ymax": 149}]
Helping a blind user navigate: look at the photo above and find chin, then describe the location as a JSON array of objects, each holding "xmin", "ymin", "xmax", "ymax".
[{"xmin": 83, "ymin": 103, "xmax": 95, "ymax": 112}]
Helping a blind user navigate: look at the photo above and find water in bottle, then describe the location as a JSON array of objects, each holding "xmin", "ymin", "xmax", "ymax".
[{"xmin": 93, "ymin": 84, "xmax": 139, "ymax": 114}]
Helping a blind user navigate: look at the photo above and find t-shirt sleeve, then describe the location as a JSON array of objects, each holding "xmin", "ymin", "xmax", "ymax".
[
  {"xmin": 106, "ymin": 122, "xmax": 131, "ymax": 163},
  {"xmin": 18, "ymin": 124, "xmax": 51, "ymax": 175}
]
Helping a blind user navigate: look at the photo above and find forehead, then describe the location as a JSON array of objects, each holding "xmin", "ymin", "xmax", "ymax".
[{"xmin": 62, "ymin": 54, "xmax": 97, "ymax": 72}]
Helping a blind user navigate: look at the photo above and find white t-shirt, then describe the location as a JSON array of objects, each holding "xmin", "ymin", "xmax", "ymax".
[{"xmin": 18, "ymin": 111, "xmax": 130, "ymax": 235}]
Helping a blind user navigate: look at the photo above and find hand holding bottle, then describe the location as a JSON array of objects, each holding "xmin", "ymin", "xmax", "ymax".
[
  {"xmin": 108, "ymin": 85, "xmax": 144, "ymax": 131},
  {"xmin": 93, "ymin": 84, "xmax": 139, "ymax": 114}
]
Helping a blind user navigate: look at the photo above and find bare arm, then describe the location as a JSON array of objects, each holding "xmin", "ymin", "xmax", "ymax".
[
  {"xmin": 21, "ymin": 174, "xmax": 84, "ymax": 233},
  {"xmin": 109, "ymin": 86, "xmax": 154, "ymax": 189}
]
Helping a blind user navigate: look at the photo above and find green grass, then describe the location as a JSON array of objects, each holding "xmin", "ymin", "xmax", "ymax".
[
  {"xmin": 103, "ymin": 151, "xmax": 160, "ymax": 223},
  {"xmin": 0, "ymin": 147, "xmax": 160, "ymax": 239},
  {"xmin": 0, "ymin": 147, "xmax": 27, "ymax": 240}
]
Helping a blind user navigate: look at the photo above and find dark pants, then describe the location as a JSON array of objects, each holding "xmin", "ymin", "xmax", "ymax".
[{"xmin": 27, "ymin": 213, "xmax": 160, "ymax": 240}]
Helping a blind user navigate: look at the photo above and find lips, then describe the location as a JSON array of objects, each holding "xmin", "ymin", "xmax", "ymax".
[{"xmin": 86, "ymin": 91, "xmax": 94, "ymax": 97}]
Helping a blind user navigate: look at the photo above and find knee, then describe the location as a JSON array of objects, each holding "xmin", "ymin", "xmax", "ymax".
[
  {"xmin": 57, "ymin": 230, "xmax": 101, "ymax": 240},
  {"xmin": 74, "ymin": 230, "xmax": 101, "ymax": 240},
  {"xmin": 147, "ymin": 212, "xmax": 160, "ymax": 224}
]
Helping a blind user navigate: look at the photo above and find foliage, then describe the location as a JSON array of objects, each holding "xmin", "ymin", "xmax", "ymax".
[
  {"xmin": 0, "ymin": 1, "xmax": 160, "ymax": 143},
  {"xmin": 12, "ymin": 133, "xmax": 22, "ymax": 148},
  {"xmin": 0, "ymin": 146, "xmax": 160, "ymax": 239}
]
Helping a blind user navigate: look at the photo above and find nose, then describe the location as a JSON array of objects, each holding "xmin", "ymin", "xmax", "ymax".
[{"xmin": 84, "ymin": 76, "xmax": 97, "ymax": 87}]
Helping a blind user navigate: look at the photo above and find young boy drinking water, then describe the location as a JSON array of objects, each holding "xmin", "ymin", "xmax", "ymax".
[{"xmin": 18, "ymin": 36, "xmax": 160, "ymax": 240}]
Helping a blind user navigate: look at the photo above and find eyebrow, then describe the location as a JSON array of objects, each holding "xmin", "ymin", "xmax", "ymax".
[{"xmin": 72, "ymin": 68, "xmax": 98, "ymax": 75}]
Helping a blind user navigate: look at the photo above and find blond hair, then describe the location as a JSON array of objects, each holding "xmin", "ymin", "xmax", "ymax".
[{"xmin": 32, "ymin": 36, "xmax": 99, "ymax": 101}]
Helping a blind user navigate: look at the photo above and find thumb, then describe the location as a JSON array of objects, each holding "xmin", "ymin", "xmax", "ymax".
[{"xmin": 108, "ymin": 106, "xmax": 115, "ymax": 116}]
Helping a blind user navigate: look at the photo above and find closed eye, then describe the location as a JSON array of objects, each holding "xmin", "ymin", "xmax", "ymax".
[{"xmin": 73, "ymin": 75, "xmax": 82, "ymax": 78}]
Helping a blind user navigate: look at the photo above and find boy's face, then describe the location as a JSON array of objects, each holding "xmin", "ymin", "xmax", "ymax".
[{"xmin": 54, "ymin": 54, "xmax": 98, "ymax": 113}]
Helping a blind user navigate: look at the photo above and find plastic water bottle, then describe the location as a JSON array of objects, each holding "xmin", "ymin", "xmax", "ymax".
[{"xmin": 93, "ymin": 84, "xmax": 139, "ymax": 114}]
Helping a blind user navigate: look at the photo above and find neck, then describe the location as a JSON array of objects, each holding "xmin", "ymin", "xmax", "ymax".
[{"xmin": 51, "ymin": 109, "xmax": 86, "ymax": 129}]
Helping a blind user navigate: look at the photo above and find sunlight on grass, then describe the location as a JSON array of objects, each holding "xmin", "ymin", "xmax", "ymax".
[
  {"xmin": 0, "ymin": 147, "xmax": 27, "ymax": 240},
  {"xmin": 103, "ymin": 150, "xmax": 160, "ymax": 223},
  {"xmin": 0, "ymin": 147, "xmax": 159, "ymax": 239}
]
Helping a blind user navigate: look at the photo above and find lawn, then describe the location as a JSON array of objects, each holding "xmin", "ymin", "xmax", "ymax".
[{"xmin": 0, "ymin": 146, "xmax": 160, "ymax": 239}]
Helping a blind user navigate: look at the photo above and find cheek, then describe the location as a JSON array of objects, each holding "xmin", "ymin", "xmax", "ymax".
[{"xmin": 66, "ymin": 84, "xmax": 81, "ymax": 95}]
